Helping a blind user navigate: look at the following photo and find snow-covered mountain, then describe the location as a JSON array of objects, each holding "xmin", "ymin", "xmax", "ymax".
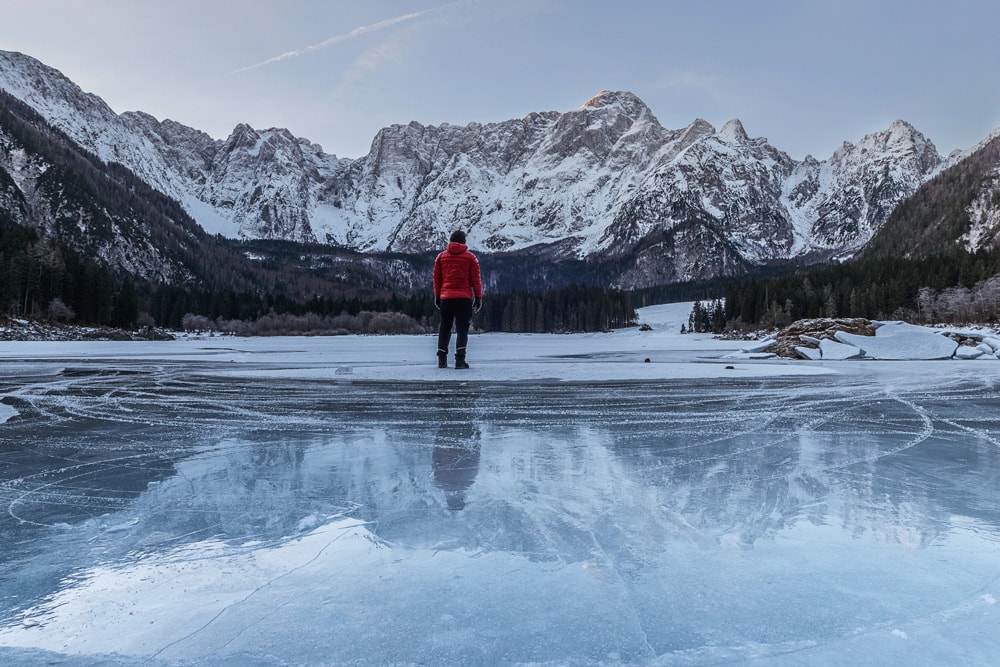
[
  {"xmin": 0, "ymin": 90, "xmax": 197, "ymax": 283},
  {"xmin": 0, "ymin": 50, "xmax": 958, "ymax": 288},
  {"xmin": 859, "ymin": 127, "xmax": 1000, "ymax": 261}
]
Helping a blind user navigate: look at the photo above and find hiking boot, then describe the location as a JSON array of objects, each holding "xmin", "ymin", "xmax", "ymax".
[
  {"xmin": 437, "ymin": 352, "xmax": 448, "ymax": 369},
  {"xmin": 455, "ymin": 360, "xmax": 470, "ymax": 369}
]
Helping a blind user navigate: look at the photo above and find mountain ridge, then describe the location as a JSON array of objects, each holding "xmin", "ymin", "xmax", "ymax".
[{"xmin": 3, "ymin": 49, "xmax": 999, "ymax": 290}]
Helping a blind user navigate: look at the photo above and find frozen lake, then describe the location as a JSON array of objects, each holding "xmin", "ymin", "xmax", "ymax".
[{"xmin": 1, "ymin": 304, "xmax": 999, "ymax": 665}]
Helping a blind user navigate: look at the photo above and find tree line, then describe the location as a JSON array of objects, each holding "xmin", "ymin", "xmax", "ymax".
[
  {"xmin": 718, "ymin": 248, "xmax": 1000, "ymax": 330},
  {"xmin": 0, "ymin": 213, "xmax": 134, "ymax": 327},
  {"xmin": 686, "ymin": 299, "xmax": 727, "ymax": 334},
  {"xmin": 160, "ymin": 283, "xmax": 637, "ymax": 335},
  {"xmin": 1, "ymin": 204, "xmax": 639, "ymax": 333},
  {"xmin": 475, "ymin": 285, "xmax": 637, "ymax": 332}
]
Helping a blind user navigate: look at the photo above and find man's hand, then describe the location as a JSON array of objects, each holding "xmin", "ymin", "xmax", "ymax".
[
  {"xmin": 434, "ymin": 296, "xmax": 441, "ymax": 310},
  {"xmin": 473, "ymin": 296, "xmax": 482, "ymax": 312}
]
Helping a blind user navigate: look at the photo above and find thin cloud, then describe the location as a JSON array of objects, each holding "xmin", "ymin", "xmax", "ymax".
[
  {"xmin": 233, "ymin": 2, "xmax": 459, "ymax": 74},
  {"xmin": 342, "ymin": 41, "xmax": 404, "ymax": 87}
]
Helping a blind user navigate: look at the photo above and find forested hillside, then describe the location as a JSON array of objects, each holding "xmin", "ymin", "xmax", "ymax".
[
  {"xmin": 865, "ymin": 134, "xmax": 1000, "ymax": 259},
  {"xmin": 1, "ymin": 89, "xmax": 247, "ymax": 326}
]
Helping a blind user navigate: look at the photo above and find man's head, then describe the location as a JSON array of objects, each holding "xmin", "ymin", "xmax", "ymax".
[{"xmin": 450, "ymin": 230, "xmax": 466, "ymax": 244}]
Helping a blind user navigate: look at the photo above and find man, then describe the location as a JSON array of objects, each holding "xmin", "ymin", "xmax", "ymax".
[{"xmin": 433, "ymin": 230, "xmax": 483, "ymax": 369}]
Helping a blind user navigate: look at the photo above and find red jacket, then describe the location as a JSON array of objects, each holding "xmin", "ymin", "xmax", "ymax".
[{"xmin": 433, "ymin": 242, "xmax": 483, "ymax": 299}]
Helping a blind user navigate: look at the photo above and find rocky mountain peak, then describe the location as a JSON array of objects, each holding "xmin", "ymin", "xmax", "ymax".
[
  {"xmin": 225, "ymin": 123, "xmax": 260, "ymax": 147},
  {"xmin": 0, "ymin": 50, "xmax": 121, "ymax": 155},
  {"xmin": 677, "ymin": 118, "xmax": 716, "ymax": 144},
  {"xmin": 580, "ymin": 90, "xmax": 655, "ymax": 122},
  {"xmin": 718, "ymin": 118, "xmax": 749, "ymax": 142},
  {"xmin": 0, "ymin": 51, "xmax": 99, "ymax": 109},
  {"xmin": 832, "ymin": 120, "xmax": 941, "ymax": 177}
]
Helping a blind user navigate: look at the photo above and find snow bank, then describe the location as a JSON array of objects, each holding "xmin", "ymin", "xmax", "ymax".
[
  {"xmin": 834, "ymin": 323, "xmax": 958, "ymax": 360},
  {"xmin": 738, "ymin": 337, "xmax": 776, "ymax": 354},
  {"xmin": 733, "ymin": 316, "xmax": 1000, "ymax": 362},
  {"xmin": 794, "ymin": 346, "xmax": 822, "ymax": 361},
  {"xmin": 955, "ymin": 346, "xmax": 985, "ymax": 360},
  {"xmin": 767, "ymin": 318, "xmax": 997, "ymax": 361}
]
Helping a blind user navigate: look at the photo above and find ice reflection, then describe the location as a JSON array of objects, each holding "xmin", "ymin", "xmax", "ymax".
[
  {"xmin": 432, "ymin": 421, "xmax": 481, "ymax": 511},
  {"xmin": 1, "ymin": 363, "xmax": 999, "ymax": 664}
]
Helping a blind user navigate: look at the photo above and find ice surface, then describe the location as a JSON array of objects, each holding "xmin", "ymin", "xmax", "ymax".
[
  {"xmin": 737, "ymin": 337, "xmax": 777, "ymax": 353},
  {"xmin": 1, "ymin": 303, "xmax": 999, "ymax": 665},
  {"xmin": 955, "ymin": 346, "xmax": 985, "ymax": 360},
  {"xmin": 795, "ymin": 345, "xmax": 823, "ymax": 360},
  {"xmin": 818, "ymin": 337, "xmax": 864, "ymax": 360}
]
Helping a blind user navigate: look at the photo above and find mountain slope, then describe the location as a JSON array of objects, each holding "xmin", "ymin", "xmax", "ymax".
[
  {"xmin": 864, "ymin": 131, "xmax": 1000, "ymax": 259},
  {"xmin": 0, "ymin": 89, "xmax": 197, "ymax": 283}
]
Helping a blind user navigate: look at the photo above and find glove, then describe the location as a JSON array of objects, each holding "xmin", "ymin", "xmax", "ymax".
[
  {"xmin": 473, "ymin": 296, "xmax": 482, "ymax": 312},
  {"xmin": 434, "ymin": 296, "xmax": 441, "ymax": 310}
]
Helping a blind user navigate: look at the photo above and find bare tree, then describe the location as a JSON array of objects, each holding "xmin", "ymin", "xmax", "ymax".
[{"xmin": 46, "ymin": 298, "xmax": 75, "ymax": 323}]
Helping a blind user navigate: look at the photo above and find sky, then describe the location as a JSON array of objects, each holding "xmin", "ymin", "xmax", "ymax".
[{"xmin": 2, "ymin": 0, "xmax": 1000, "ymax": 160}]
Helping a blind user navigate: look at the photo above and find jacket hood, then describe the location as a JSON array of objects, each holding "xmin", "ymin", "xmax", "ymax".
[{"xmin": 446, "ymin": 242, "xmax": 468, "ymax": 254}]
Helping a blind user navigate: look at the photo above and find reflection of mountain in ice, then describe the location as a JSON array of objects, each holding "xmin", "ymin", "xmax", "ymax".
[{"xmin": 1, "ymin": 324, "xmax": 1000, "ymax": 664}]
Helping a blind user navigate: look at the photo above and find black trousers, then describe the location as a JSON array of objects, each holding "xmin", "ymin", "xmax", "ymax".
[{"xmin": 438, "ymin": 298, "xmax": 473, "ymax": 359}]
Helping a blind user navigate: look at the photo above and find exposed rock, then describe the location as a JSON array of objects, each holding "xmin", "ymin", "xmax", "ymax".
[
  {"xmin": 136, "ymin": 325, "xmax": 176, "ymax": 341},
  {"xmin": 758, "ymin": 318, "xmax": 995, "ymax": 361},
  {"xmin": 766, "ymin": 318, "xmax": 877, "ymax": 358}
]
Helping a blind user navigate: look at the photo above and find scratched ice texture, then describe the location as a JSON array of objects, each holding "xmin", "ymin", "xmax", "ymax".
[{"xmin": 1, "ymin": 324, "xmax": 999, "ymax": 665}]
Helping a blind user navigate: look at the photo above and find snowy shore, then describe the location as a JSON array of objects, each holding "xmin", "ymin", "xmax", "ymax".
[
  {"xmin": 2, "ymin": 304, "xmax": 998, "ymax": 386},
  {"xmin": 0, "ymin": 303, "xmax": 828, "ymax": 384}
]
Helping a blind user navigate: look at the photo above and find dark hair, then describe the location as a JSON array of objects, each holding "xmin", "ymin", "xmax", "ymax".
[{"xmin": 449, "ymin": 230, "xmax": 466, "ymax": 244}]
